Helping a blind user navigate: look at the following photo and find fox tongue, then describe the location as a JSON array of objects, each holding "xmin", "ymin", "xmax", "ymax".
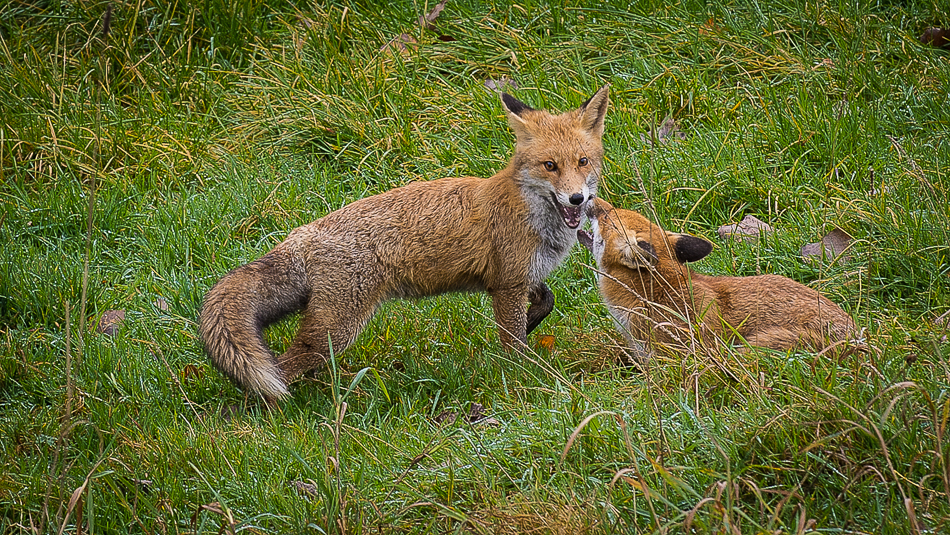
[{"xmin": 555, "ymin": 201, "xmax": 583, "ymax": 229}]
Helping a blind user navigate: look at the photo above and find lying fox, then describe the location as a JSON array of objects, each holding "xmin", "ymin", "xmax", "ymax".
[
  {"xmin": 200, "ymin": 86, "xmax": 610, "ymax": 400},
  {"xmin": 578, "ymin": 198, "xmax": 855, "ymax": 357}
]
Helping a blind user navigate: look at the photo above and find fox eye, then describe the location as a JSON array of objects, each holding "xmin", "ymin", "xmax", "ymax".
[
  {"xmin": 543, "ymin": 161, "xmax": 557, "ymax": 172},
  {"xmin": 578, "ymin": 157, "xmax": 589, "ymax": 167}
]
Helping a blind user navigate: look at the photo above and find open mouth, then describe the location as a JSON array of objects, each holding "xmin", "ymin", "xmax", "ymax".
[
  {"xmin": 576, "ymin": 229, "xmax": 593, "ymax": 250},
  {"xmin": 550, "ymin": 193, "xmax": 583, "ymax": 229}
]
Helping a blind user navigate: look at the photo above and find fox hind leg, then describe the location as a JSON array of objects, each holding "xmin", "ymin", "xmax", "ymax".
[{"xmin": 276, "ymin": 302, "xmax": 373, "ymax": 385}]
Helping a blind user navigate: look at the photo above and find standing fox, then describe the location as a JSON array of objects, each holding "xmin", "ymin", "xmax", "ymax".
[
  {"xmin": 200, "ymin": 86, "xmax": 610, "ymax": 399},
  {"xmin": 578, "ymin": 198, "xmax": 855, "ymax": 358}
]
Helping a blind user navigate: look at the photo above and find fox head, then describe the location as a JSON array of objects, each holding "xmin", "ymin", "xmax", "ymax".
[
  {"xmin": 578, "ymin": 198, "xmax": 713, "ymax": 285},
  {"xmin": 501, "ymin": 86, "xmax": 609, "ymax": 230}
]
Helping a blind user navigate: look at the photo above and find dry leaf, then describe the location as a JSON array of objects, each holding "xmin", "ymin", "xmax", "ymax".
[
  {"xmin": 537, "ymin": 334, "xmax": 556, "ymax": 351},
  {"xmin": 434, "ymin": 409, "xmax": 458, "ymax": 425},
  {"xmin": 132, "ymin": 478, "xmax": 154, "ymax": 493},
  {"xmin": 434, "ymin": 402, "xmax": 500, "ymax": 426},
  {"xmin": 381, "ymin": 0, "xmax": 450, "ymax": 55},
  {"xmin": 621, "ymin": 476, "xmax": 653, "ymax": 496},
  {"xmin": 468, "ymin": 403, "xmax": 501, "ymax": 426},
  {"xmin": 699, "ymin": 17, "xmax": 722, "ymax": 36},
  {"xmin": 640, "ymin": 117, "xmax": 685, "ymax": 146},
  {"xmin": 935, "ymin": 310, "xmax": 950, "ymax": 329},
  {"xmin": 417, "ymin": 0, "xmax": 447, "ymax": 31},
  {"xmin": 476, "ymin": 415, "xmax": 501, "ymax": 426},
  {"xmin": 484, "ymin": 77, "xmax": 519, "ymax": 92},
  {"xmin": 717, "ymin": 215, "xmax": 773, "ymax": 242},
  {"xmin": 191, "ymin": 501, "xmax": 235, "ymax": 534},
  {"xmin": 291, "ymin": 480, "xmax": 319, "ymax": 498},
  {"xmin": 181, "ymin": 364, "xmax": 203, "ymax": 382},
  {"xmin": 935, "ymin": 310, "xmax": 950, "ymax": 343},
  {"xmin": 467, "ymin": 402, "xmax": 486, "ymax": 421},
  {"xmin": 920, "ymin": 28, "xmax": 950, "ymax": 49},
  {"xmin": 96, "ymin": 309, "xmax": 126, "ymax": 336},
  {"xmin": 801, "ymin": 227, "xmax": 853, "ymax": 264},
  {"xmin": 466, "ymin": 402, "xmax": 500, "ymax": 426},
  {"xmin": 381, "ymin": 33, "xmax": 418, "ymax": 54}
]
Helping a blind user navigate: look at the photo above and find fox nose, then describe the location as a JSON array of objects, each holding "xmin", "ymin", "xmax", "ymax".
[{"xmin": 569, "ymin": 193, "xmax": 584, "ymax": 205}]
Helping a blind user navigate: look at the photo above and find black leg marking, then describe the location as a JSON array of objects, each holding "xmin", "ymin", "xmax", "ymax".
[{"xmin": 526, "ymin": 284, "xmax": 555, "ymax": 334}]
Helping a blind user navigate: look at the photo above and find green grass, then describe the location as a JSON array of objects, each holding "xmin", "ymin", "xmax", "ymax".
[{"xmin": 1, "ymin": 0, "xmax": 949, "ymax": 533}]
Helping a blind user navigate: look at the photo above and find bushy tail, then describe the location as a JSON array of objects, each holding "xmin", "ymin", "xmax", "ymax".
[{"xmin": 199, "ymin": 251, "xmax": 309, "ymax": 399}]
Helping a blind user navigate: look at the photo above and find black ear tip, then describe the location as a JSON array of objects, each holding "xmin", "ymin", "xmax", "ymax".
[
  {"xmin": 580, "ymin": 85, "xmax": 611, "ymax": 110},
  {"xmin": 675, "ymin": 235, "xmax": 713, "ymax": 263},
  {"xmin": 501, "ymin": 93, "xmax": 534, "ymax": 116}
]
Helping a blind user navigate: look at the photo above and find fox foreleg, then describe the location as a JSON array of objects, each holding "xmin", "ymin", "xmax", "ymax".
[{"xmin": 490, "ymin": 287, "xmax": 530, "ymax": 350}]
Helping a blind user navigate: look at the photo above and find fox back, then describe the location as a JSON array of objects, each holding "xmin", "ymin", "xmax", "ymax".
[{"xmin": 579, "ymin": 198, "xmax": 855, "ymax": 357}]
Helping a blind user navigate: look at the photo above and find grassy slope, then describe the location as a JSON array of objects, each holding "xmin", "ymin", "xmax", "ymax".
[{"xmin": 1, "ymin": 0, "xmax": 949, "ymax": 533}]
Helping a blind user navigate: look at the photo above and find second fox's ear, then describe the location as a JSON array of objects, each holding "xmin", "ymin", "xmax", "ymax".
[
  {"xmin": 619, "ymin": 239, "xmax": 658, "ymax": 269},
  {"xmin": 672, "ymin": 234, "xmax": 713, "ymax": 263},
  {"xmin": 578, "ymin": 85, "xmax": 610, "ymax": 138}
]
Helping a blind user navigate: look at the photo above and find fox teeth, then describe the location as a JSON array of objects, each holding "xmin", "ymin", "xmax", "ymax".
[{"xmin": 551, "ymin": 194, "xmax": 583, "ymax": 229}]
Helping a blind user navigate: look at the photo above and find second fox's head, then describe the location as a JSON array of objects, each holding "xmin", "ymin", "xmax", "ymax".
[
  {"xmin": 501, "ymin": 86, "xmax": 609, "ymax": 230},
  {"xmin": 578, "ymin": 198, "xmax": 713, "ymax": 284}
]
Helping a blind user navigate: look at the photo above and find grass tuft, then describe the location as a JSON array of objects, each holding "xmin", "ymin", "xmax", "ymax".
[{"xmin": 1, "ymin": 0, "xmax": 949, "ymax": 533}]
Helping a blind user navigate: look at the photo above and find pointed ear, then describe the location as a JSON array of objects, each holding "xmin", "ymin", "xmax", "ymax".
[
  {"xmin": 619, "ymin": 239, "xmax": 658, "ymax": 269},
  {"xmin": 501, "ymin": 92, "xmax": 534, "ymax": 117},
  {"xmin": 500, "ymin": 92, "xmax": 534, "ymax": 138},
  {"xmin": 672, "ymin": 234, "xmax": 713, "ymax": 263},
  {"xmin": 577, "ymin": 85, "xmax": 610, "ymax": 138}
]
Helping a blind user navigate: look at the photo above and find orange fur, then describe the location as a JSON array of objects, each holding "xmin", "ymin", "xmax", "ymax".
[{"xmin": 579, "ymin": 199, "xmax": 855, "ymax": 359}]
